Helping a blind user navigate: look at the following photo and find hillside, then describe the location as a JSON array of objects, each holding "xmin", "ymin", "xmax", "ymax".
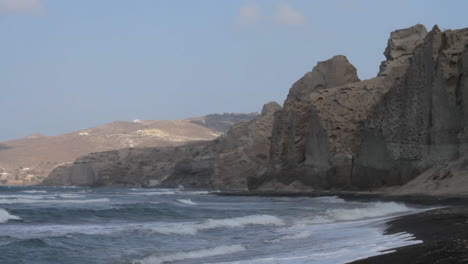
[{"xmin": 0, "ymin": 114, "xmax": 256, "ymax": 185}]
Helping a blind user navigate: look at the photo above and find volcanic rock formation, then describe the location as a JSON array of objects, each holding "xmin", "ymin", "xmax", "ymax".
[{"xmin": 250, "ymin": 24, "xmax": 468, "ymax": 195}]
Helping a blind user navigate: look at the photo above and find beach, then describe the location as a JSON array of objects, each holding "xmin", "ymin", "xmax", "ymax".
[{"xmin": 351, "ymin": 206, "xmax": 468, "ymax": 264}]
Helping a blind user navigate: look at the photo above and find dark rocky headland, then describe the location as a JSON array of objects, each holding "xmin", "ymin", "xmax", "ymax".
[{"xmin": 40, "ymin": 24, "xmax": 468, "ymax": 263}]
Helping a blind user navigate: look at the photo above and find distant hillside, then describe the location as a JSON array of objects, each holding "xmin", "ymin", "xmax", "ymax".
[
  {"xmin": 188, "ymin": 113, "xmax": 258, "ymax": 134},
  {"xmin": 0, "ymin": 113, "xmax": 256, "ymax": 185}
]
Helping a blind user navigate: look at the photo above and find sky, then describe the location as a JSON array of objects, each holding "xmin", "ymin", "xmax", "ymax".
[{"xmin": 1, "ymin": 0, "xmax": 468, "ymax": 141}]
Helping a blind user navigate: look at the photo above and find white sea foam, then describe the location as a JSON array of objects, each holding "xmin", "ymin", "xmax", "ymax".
[
  {"xmin": 0, "ymin": 198, "xmax": 110, "ymax": 204},
  {"xmin": 310, "ymin": 196, "xmax": 346, "ymax": 203},
  {"xmin": 0, "ymin": 214, "xmax": 285, "ymax": 239},
  {"xmin": 21, "ymin": 190, "xmax": 48, "ymax": 194},
  {"xmin": 58, "ymin": 194, "xmax": 84, "ymax": 199},
  {"xmin": 295, "ymin": 202, "xmax": 413, "ymax": 225},
  {"xmin": 176, "ymin": 199, "xmax": 198, "ymax": 206},
  {"xmin": 214, "ymin": 224, "xmax": 422, "ymax": 264},
  {"xmin": 0, "ymin": 194, "xmax": 55, "ymax": 199},
  {"xmin": 0, "ymin": 208, "xmax": 21, "ymax": 223},
  {"xmin": 180, "ymin": 190, "xmax": 211, "ymax": 195},
  {"xmin": 325, "ymin": 202, "xmax": 411, "ymax": 221},
  {"xmin": 133, "ymin": 245, "xmax": 246, "ymax": 264},
  {"xmin": 143, "ymin": 214, "xmax": 285, "ymax": 236},
  {"xmin": 129, "ymin": 191, "xmax": 177, "ymax": 196},
  {"xmin": 128, "ymin": 189, "xmax": 213, "ymax": 196}
]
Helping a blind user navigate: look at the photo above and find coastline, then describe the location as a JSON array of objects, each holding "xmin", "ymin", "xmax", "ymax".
[
  {"xmin": 349, "ymin": 207, "xmax": 468, "ymax": 264},
  {"xmin": 217, "ymin": 190, "xmax": 468, "ymax": 206},
  {"xmin": 217, "ymin": 191, "xmax": 468, "ymax": 263}
]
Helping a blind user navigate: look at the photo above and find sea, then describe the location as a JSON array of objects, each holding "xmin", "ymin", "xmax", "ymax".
[{"xmin": 0, "ymin": 186, "xmax": 427, "ymax": 264}]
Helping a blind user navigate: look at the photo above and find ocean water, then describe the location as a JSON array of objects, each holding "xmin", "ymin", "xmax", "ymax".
[{"xmin": 0, "ymin": 186, "xmax": 426, "ymax": 264}]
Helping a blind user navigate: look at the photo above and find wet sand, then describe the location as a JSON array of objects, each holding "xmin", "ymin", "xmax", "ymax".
[{"xmin": 350, "ymin": 207, "xmax": 468, "ymax": 264}]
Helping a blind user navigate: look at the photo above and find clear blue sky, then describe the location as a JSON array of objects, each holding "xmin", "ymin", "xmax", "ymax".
[{"xmin": 1, "ymin": 0, "xmax": 467, "ymax": 141}]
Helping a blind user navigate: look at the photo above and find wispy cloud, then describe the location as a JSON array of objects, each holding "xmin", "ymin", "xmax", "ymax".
[
  {"xmin": 0, "ymin": 0, "xmax": 43, "ymax": 14},
  {"xmin": 275, "ymin": 3, "xmax": 305, "ymax": 27},
  {"xmin": 238, "ymin": 3, "xmax": 260, "ymax": 25}
]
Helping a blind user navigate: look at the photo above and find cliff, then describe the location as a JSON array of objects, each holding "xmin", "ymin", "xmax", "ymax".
[
  {"xmin": 41, "ymin": 143, "xmax": 207, "ymax": 187},
  {"xmin": 160, "ymin": 102, "xmax": 281, "ymax": 190},
  {"xmin": 41, "ymin": 103, "xmax": 281, "ymax": 189},
  {"xmin": 357, "ymin": 26, "xmax": 468, "ymax": 194},
  {"xmin": 250, "ymin": 24, "xmax": 468, "ymax": 195}
]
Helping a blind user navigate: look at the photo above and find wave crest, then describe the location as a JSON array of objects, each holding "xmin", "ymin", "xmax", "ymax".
[
  {"xmin": 132, "ymin": 245, "xmax": 245, "ymax": 264},
  {"xmin": 147, "ymin": 214, "xmax": 285, "ymax": 235},
  {"xmin": 325, "ymin": 202, "xmax": 411, "ymax": 221},
  {"xmin": 295, "ymin": 202, "xmax": 413, "ymax": 226},
  {"xmin": 0, "ymin": 208, "xmax": 21, "ymax": 223},
  {"xmin": 21, "ymin": 190, "xmax": 48, "ymax": 194},
  {"xmin": 0, "ymin": 198, "xmax": 110, "ymax": 204},
  {"xmin": 176, "ymin": 199, "xmax": 198, "ymax": 206}
]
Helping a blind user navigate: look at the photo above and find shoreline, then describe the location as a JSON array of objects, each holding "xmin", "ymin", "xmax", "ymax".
[
  {"xmin": 216, "ymin": 190, "xmax": 468, "ymax": 206},
  {"xmin": 217, "ymin": 190, "xmax": 468, "ymax": 263},
  {"xmin": 349, "ymin": 206, "xmax": 468, "ymax": 264}
]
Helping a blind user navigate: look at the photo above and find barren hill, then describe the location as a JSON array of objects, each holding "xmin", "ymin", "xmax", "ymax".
[{"xmin": 0, "ymin": 114, "xmax": 256, "ymax": 185}]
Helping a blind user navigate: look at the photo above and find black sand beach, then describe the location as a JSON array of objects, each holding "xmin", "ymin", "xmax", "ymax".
[{"xmin": 351, "ymin": 207, "xmax": 468, "ymax": 264}]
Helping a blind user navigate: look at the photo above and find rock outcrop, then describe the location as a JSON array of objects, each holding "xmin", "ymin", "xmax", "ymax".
[
  {"xmin": 161, "ymin": 102, "xmax": 281, "ymax": 190},
  {"xmin": 353, "ymin": 26, "xmax": 468, "ymax": 190},
  {"xmin": 42, "ymin": 103, "xmax": 281, "ymax": 189},
  {"xmin": 41, "ymin": 143, "xmax": 208, "ymax": 187},
  {"xmin": 250, "ymin": 24, "xmax": 468, "ymax": 194}
]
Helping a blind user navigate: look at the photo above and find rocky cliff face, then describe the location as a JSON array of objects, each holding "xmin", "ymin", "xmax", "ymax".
[
  {"xmin": 41, "ymin": 145, "xmax": 202, "ymax": 187},
  {"xmin": 42, "ymin": 103, "xmax": 281, "ymax": 189},
  {"xmin": 250, "ymin": 24, "xmax": 468, "ymax": 193},
  {"xmin": 353, "ymin": 26, "xmax": 468, "ymax": 191},
  {"xmin": 161, "ymin": 102, "xmax": 281, "ymax": 190}
]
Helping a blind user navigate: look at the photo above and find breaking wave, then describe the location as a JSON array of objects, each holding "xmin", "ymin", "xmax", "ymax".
[
  {"xmin": 181, "ymin": 191, "xmax": 212, "ymax": 195},
  {"xmin": 176, "ymin": 199, "xmax": 198, "ymax": 206},
  {"xmin": 325, "ymin": 202, "xmax": 412, "ymax": 221},
  {"xmin": 21, "ymin": 190, "xmax": 48, "ymax": 194},
  {"xmin": 58, "ymin": 194, "xmax": 84, "ymax": 198},
  {"xmin": 0, "ymin": 198, "xmax": 110, "ymax": 204},
  {"xmin": 128, "ymin": 190, "xmax": 211, "ymax": 196},
  {"xmin": 144, "ymin": 215, "xmax": 285, "ymax": 235},
  {"xmin": 0, "ymin": 208, "xmax": 21, "ymax": 223},
  {"xmin": 1, "ymin": 214, "xmax": 285, "ymax": 239},
  {"xmin": 295, "ymin": 202, "xmax": 413, "ymax": 225},
  {"xmin": 132, "ymin": 245, "xmax": 246, "ymax": 264},
  {"xmin": 128, "ymin": 191, "xmax": 177, "ymax": 196},
  {"xmin": 310, "ymin": 196, "xmax": 346, "ymax": 203}
]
